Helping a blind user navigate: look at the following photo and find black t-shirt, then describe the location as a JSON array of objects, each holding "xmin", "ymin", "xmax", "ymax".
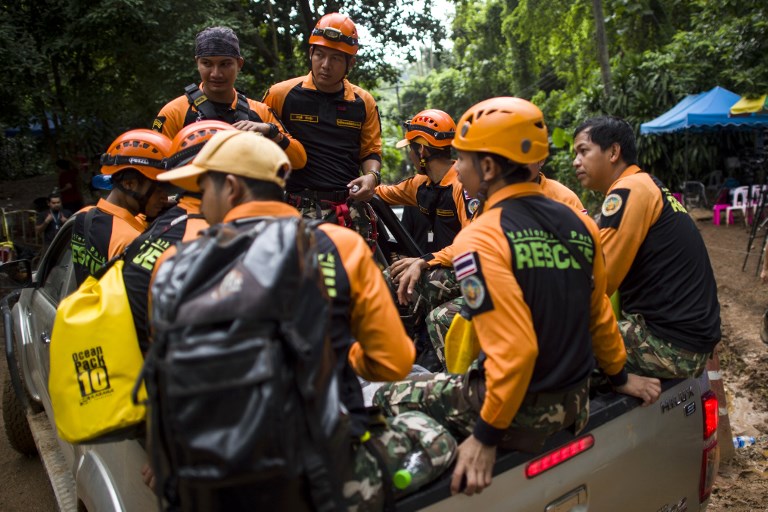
[{"xmin": 36, "ymin": 209, "xmax": 70, "ymax": 244}]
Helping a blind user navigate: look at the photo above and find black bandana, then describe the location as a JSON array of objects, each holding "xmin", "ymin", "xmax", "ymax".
[{"xmin": 195, "ymin": 27, "xmax": 241, "ymax": 58}]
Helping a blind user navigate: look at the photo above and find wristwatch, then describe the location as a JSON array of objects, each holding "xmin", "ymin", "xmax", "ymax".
[{"xmin": 266, "ymin": 123, "xmax": 280, "ymax": 140}]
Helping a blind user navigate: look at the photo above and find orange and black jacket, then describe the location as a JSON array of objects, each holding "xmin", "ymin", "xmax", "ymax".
[
  {"xmin": 599, "ymin": 166, "xmax": 720, "ymax": 352},
  {"xmin": 262, "ymin": 73, "xmax": 382, "ymax": 193},
  {"xmin": 424, "ymin": 175, "xmax": 585, "ymax": 269},
  {"xmin": 376, "ymin": 166, "xmax": 473, "ymax": 254},
  {"xmin": 153, "ymin": 201, "xmax": 414, "ymax": 431},
  {"xmin": 451, "ymin": 183, "xmax": 626, "ymax": 446},
  {"xmin": 153, "ymin": 84, "xmax": 307, "ymax": 169},
  {"xmin": 71, "ymin": 199, "xmax": 147, "ymax": 286},
  {"xmin": 123, "ymin": 196, "xmax": 208, "ymax": 351}
]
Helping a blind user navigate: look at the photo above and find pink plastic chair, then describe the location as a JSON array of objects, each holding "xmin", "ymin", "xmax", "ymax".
[{"xmin": 712, "ymin": 203, "xmax": 730, "ymax": 225}]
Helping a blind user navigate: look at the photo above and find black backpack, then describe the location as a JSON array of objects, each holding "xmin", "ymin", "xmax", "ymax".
[{"xmin": 137, "ymin": 216, "xmax": 348, "ymax": 512}]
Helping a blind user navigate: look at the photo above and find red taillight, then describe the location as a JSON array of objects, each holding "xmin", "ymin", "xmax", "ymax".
[
  {"xmin": 700, "ymin": 390, "xmax": 719, "ymax": 503},
  {"xmin": 702, "ymin": 390, "xmax": 718, "ymax": 440},
  {"xmin": 525, "ymin": 435, "xmax": 594, "ymax": 478}
]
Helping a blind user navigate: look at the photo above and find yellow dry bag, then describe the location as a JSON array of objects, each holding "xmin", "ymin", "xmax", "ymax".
[
  {"xmin": 49, "ymin": 259, "xmax": 147, "ymax": 443},
  {"xmin": 444, "ymin": 313, "xmax": 480, "ymax": 374}
]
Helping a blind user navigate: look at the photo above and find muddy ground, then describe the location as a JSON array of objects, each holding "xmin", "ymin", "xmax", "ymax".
[
  {"xmin": 0, "ymin": 175, "xmax": 767, "ymax": 510},
  {"xmin": 698, "ymin": 210, "xmax": 768, "ymax": 512}
]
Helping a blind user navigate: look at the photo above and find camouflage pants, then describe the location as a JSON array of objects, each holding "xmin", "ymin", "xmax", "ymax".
[
  {"xmin": 294, "ymin": 198, "xmax": 376, "ymax": 246},
  {"xmin": 426, "ymin": 296, "xmax": 464, "ymax": 369},
  {"xmin": 342, "ymin": 411, "xmax": 457, "ymax": 511},
  {"xmin": 372, "ymin": 364, "xmax": 589, "ymax": 450},
  {"xmin": 619, "ymin": 312, "xmax": 709, "ymax": 379},
  {"xmin": 415, "ymin": 269, "xmax": 462, "ymax": 369}
]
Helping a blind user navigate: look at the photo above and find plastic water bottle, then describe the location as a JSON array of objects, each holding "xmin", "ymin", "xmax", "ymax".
[
  {"xmin": 393, "ymin": 450, "xmax": 434, "ymax": 496},
  {"xmin": 733, "ymin": 435, "xmax": 756, "ymax": 449}
]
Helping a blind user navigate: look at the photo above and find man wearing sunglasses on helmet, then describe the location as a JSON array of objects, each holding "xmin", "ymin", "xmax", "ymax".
[{"xmin": 262, "ymin": 13, "xmax": 382, "ymax": 245}]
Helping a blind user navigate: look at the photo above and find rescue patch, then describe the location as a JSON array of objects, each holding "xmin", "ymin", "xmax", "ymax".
[
  {"xmin": 337, "ymin": 119, "xmax": 362, "ymax": 129},
  {"xmin": 453, "ymin": 251, "xmax": 478, "ymax": 280},
  {"xmin": 598, "ymin": 188, "xmax": 630, "ymax": 230},
  {"xmin": 290, "ymin": 113, "xmax": 319, "ymax": 123},
  {"xmin": 152, "ymin": 116, "xmax": 165, "ymax": 132},
  {"xmin": 468, "ymin": 198, "xmax": 480, "ymax": 215},
  {"xmin": 602, "ymin": 194, "xmax": 623, "ymax": 216},
  {"xmin": 461, "ymin": 276, "xmax": 486, "ymax": 310}
]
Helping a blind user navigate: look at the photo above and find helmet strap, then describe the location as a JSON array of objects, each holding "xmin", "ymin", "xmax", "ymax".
[{"xmin": 116, "ymin": 179, "xmax": 157, "ymax": 214}]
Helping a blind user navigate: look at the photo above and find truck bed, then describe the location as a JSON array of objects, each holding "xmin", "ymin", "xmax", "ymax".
[{"xmin": 398, "ymin": 378, "xmax": 705, "ymax": 512}]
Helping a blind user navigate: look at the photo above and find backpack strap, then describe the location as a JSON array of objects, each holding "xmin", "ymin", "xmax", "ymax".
[
  {"xmin": 286, "ymin": 219, "xmax": 346, "ymax": 512},
  {"xmin": 234, "ymin": 91, "xmax": 251, "ymax": 122},
  {"xmin": 184, "ymin": 83, "xmax": 219, "ymax": 121}
]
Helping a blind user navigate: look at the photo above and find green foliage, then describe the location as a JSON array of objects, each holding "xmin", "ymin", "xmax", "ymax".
[{"xmin": 0, "ymin": 0, "xmax": 443, "ymax": 177}]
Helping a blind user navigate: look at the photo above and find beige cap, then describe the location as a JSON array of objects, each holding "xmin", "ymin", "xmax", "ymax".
[
  {"xmin": 395, "ymin": 135, "xmax": 430, "ymax": 149},
  {"xmin": 158, "ymin": 130, "xmax": 290, "ymax": 192}
]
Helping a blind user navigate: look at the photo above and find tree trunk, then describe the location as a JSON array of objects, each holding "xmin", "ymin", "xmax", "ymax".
[{"xmin": 591, "ymin": 0, "xmax": 613, "ymax": 96}]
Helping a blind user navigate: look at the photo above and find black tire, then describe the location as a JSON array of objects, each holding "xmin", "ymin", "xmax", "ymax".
[{"xmin": 2, "ymin": 373, "xmax": 37, "ymax": 456}]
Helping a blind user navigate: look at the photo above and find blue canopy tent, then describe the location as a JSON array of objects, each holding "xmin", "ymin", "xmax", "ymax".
[
  {"xmin": 640, "ymin": 86, "xmax": 768, "ymax": 134},
  {"xmin": 640, "ymin": 86, "xmax": 768, "ymax": 182}
]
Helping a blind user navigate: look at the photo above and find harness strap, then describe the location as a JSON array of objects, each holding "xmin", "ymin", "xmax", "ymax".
[
  {"xmin": 184, "ymin": 83, "xmax": 251, "ymax": 123},
  {"xmin": 184, "ymin": 83, "xmax": 218, "ymax": 121}
]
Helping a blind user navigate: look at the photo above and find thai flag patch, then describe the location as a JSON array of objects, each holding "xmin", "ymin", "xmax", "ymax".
[{"xmin": 453, "ymin": 251, "xmax": 478, "ymax": 280}]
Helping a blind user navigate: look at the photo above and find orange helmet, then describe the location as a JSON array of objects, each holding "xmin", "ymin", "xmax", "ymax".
[
  {"xmin": 309, "ymin": 13, "xmax": 359, "ymax": 56},
  {"xmin": 100, "ymin": 129, "xmax": 172, "ymax": 180},
  {"xmin": 396, "ymin": 109, "xmax": 456, "ymax": 149},
  {"xmin": 452, "ymin": 97, "xmax": 549, "ymax": 164},
  {"xmin": 165, "ymin": 120, "xmax": 233, "ymax": 170}
]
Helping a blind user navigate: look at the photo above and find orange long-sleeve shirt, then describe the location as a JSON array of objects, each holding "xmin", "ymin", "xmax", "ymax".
[
  {"xmin": 597, "ymin": 166, "xmax": 720, "ymax": 352},
  {"xmin": 376, "ymin": 165, "xmax": 473, "ymax": 256},
  {"xmin": 263, "ymin": 73, "xmax": 382, "ymax": 193},
  {"xmin": 539, "ymin": 173, "xmax": 586, "ymax": 214},
  {"xmin": 451, "ymin": 183, "xmax": 626, "ymax": 445}
]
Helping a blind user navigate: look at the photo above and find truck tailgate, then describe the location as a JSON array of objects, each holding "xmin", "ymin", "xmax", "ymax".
[{"xmin": 400, "ymin": 378, "xmax": 707, "ymax": 512}]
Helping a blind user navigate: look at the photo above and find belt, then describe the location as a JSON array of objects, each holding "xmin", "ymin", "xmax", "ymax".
[{"xmin": 287, "ymin": 189, "xmax": 349, "ymax": 203}]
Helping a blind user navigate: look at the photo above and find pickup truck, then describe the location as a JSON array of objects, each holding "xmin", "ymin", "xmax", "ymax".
[{"xmin": 1, "ymin": 198, "xmax": 719, "ymax": 511}]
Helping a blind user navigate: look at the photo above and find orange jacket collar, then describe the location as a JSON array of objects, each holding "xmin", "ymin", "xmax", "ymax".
[
  {"xmin": 485, "ymin": 182, "xmax": 543, "ymax": 210},
  {"xmin": 616, "ymin": 165, "xmax": 643, "ymax": 182},
  {"xmin": 222, "ymin": 201, "xmax": 300, "ymax": 223},
  {"xmin": 96, "ymin": 198, "xmax": 146, "ymax": 231},
  {"xmin": 301, "ymin": 72, "xmax": 356, "ymax": 102}
]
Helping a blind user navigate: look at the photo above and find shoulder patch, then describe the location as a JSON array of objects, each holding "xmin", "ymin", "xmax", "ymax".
[
  {"xmin": 467, "ymin": 198, "xmax": 480, "ymax": 216},
  {"xmin": 152, "ymin": 116, "xmax": 165, "ymax": 132},
  {"xmin": 453, "ymin": 251, "xmax": 478, "ymax": 280},
  {"xmin": 453, "ymin": 251, "xmax": 494, "ymax": 315},
  {"xmin": 601, "ymin": 193, "xmax": 623, "ymax": 216},
  {"xmin": 599, "ymin": 188, "xmax": 630, "ymax": 229}
]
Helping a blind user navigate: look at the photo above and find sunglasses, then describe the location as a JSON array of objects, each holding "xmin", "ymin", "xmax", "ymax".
[{"xmin": 312, "ymin": 27, "xmax": 358, "ymax": 48}]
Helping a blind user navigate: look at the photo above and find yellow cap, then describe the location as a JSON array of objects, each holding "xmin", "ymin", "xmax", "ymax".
[{"xmin": 158, "ymin": 130, "xmax": 291, "ymax": 192}]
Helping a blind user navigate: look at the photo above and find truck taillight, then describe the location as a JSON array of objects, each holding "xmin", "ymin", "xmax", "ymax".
[
  {"xmin": 525, "ymin": 434, "xmax": 594, "ymax": 478},
  {"xmin": 702, "ymin": 390, "xmax": 718, "ymax": 440},
  {"xmin": 700, "ymin": 390, "xmax": 719, "ymax": 503}
]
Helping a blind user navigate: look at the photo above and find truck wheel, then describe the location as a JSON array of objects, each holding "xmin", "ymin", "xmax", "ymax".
[{"xmin": 2, "ymin": 373, "xmax": 37, "ymax": 456}]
